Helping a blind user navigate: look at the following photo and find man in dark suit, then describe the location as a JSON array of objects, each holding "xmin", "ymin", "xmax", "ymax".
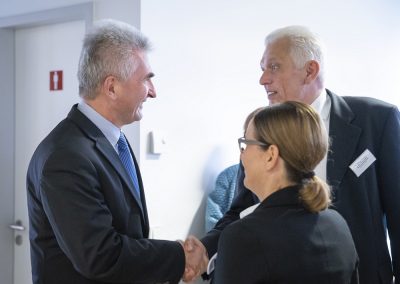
[
  {"xmin": 194, "ymin": 26, "xmax": 400, "ymax": 284},
  {"xmin": 27, "ymin": 19, "xmax": 202, "ymax": 284}
]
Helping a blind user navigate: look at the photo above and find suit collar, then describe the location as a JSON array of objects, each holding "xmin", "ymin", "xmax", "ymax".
[
  {"xmin": 77, "ymin": 101, "xmax": 120, "ymax": 149},
  {"xmin": 67, "ymin": 105, "xmax": 145, "ymax": 216},
  {"xmin": 257, "ymin": 185, "xmax": 302, "ymax": 210},
  {"xmin": 326, "ymin": 90, "xmax": 361, "ymax": 190},
  {"xmin": 311, "ymin": 89, "xmax": 330, "ymax": 121}
]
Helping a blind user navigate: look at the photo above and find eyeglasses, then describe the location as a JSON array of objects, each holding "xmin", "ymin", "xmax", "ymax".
[{"xmin": 238, "ymin": 137, "xmax": 270, "ymax": 152}]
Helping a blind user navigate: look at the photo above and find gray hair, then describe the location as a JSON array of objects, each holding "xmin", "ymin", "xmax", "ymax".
[
  {"xmin": 265, "ymin": 25, "xmax": 325, "ymax": 83},
  {"xmin": 77, "ymin": 19, "xmax": 151, "ymax": 99}
]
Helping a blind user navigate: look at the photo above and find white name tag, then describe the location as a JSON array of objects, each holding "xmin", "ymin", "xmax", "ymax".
[{"xmin": 349, "ymin": 149, "xmax": 376, "ymax": 177}]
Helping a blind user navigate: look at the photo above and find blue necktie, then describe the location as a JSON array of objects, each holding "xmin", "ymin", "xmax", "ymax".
[{"xmin": 117, "ymin": 132, "xmax": 141, "ymax": 198}]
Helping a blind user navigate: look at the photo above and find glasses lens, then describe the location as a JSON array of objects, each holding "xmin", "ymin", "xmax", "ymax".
[{"xmin": 239, "ymin": 141, "xmax": 246, "ymax": 152}]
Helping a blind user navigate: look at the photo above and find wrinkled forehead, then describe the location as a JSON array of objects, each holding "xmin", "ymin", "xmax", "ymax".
[{"xmin": 260, "ymin": 38, "xmax": 291, "ymax": 65}]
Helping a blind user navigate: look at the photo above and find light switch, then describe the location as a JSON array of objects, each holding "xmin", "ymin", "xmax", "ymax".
[{"xmin": 149, "ymin": 131, "xmax": 166, "ymax": 154}]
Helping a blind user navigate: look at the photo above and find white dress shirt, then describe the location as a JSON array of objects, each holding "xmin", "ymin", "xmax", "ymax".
[{"xmin": 310, "ymin": 90, "xmax": 331, "ymax": 183}]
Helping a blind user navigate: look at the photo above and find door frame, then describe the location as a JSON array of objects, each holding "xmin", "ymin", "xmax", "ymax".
[{"xmin": 0, "ymin": 3, "xmax": 92, "ymax": 283}]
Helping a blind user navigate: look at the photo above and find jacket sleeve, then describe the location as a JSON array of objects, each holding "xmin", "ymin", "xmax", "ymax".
[
  {"xmin": 377, "ymin": 106, "xmax": 400, "ymax": 283},
  {"xmin": 40, "ymin": 149, "xmax": 185, "ymax": 283},
  {"xmin": 201, "ymin": 162, "xmax": 258, "ymax": 257},
  {"xmin": 213, "ymin": 222, "xmax": 267, "ymax": 284}
]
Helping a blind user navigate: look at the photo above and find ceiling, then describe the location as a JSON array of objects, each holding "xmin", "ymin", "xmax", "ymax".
[{"xmin": 0, "ymin": 0, "xmax": 91, "ymax": 18}]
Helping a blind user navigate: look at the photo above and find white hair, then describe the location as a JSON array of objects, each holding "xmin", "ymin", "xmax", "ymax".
[
  {"xmin": 265, "ymin": 25, "xmax": 326, "ymax": 83},
  {"xmin": 77, "ymin": 19, "xmax": 151, "ymax": 99}
]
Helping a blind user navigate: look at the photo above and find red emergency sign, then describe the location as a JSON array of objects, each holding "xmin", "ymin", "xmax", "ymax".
[{"xmin": 50, "ymin": 70, "xmax": 63, "ymax": 91}]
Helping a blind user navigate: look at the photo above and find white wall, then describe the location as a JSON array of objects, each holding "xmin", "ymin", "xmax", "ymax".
[
  {"xmin": 1, "ymin": 1, "xmax": 399, "ymax": 282},
  {"xmin": 140, "ymin": 0, "xmax": 400, "ymax": 242}
]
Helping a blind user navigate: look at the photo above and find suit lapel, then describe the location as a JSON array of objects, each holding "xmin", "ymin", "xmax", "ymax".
[
  {"xmin": 326, "ymin": 90, "xmax": 361, "ymax": 191},
  {"xmin": 95, "ymin": 137, "xmax": 144, "ymax": 211},
  {"xmin": 67, "ymin": 105, "xmax": 145, "ymax": 218}
]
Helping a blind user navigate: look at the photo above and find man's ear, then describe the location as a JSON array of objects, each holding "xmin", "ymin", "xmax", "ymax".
[
  {"xmin": 304, "ymin": 60, "xmax": 320, "ymax": 84},
  {"xmin": 102, "ymin": 75, "xmax": 118, "ymax": 100}
]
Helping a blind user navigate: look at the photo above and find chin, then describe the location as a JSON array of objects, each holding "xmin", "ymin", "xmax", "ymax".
[
  {"xmin": 244, "ymin": 178, "xmax": 259, "ymax": 196},
  {"xmin": 133, "ymin": 112, "xmax": 143, "ymax": 122},
  {"xmin": 244, "ymin": 178, "xmax": 251, "ymax": 190},
  {"xmin": 268, "ymin": 98, "xmax": 282, "ymax": 106}
]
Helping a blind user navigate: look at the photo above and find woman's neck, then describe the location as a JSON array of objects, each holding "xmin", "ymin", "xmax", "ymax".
[{"xmin": 256, "ymin": 177, "xmax": 296, "ymax": 201}]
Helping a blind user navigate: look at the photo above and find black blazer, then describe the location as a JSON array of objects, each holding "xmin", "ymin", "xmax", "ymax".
[
  {"xmin": 27, "ymin": 105, "xmax": 184, "ymax": 284},
  {"xmin": 213, "ymin": 186, "xmax": 359, "ymax": 284},
  {"xmin": 202, "ymin": 90, "xmax": 400, "ymax": 284}
]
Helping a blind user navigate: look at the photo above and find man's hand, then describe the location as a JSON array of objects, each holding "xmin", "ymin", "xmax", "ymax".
[{"xmin": 181, "ymin": 235, "xmax": 209, "ymax": 282}]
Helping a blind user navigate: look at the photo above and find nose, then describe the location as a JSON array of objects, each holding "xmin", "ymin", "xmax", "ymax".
[
  {"xmin": 259, "ymin": 70, "xmax": 272, "ymax": 86},
  {"xmin": 148, "ymin": 80, "xmax": 157, "ymax": 98}
]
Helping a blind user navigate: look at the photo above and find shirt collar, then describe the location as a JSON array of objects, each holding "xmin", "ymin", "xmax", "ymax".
[
  {"xmin": 77, "ymin": 101, "xmax": 120, "ymax": 151},
  {"xmin": 311, "ymin": 89, "xmax": 331, "ymax": 121}
]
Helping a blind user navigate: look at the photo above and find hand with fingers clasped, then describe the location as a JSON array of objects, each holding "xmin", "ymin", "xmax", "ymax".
[{"xmin": 180, "ymin": 235, "xmax": 209, "ymax": 282}]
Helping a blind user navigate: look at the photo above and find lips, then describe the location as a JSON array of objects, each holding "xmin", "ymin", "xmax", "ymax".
[{"xmin": 267, "ymin": 91, "xmax": 277, "ymax": 96}]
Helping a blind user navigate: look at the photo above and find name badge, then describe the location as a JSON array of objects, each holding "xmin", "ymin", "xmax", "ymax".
[{"xmin": 349, "ymin": 149, "xmax": 376, "ymax": 177}]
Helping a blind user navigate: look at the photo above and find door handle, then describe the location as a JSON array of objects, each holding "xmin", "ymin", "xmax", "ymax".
[{"xmin": 9, "ymin": 220, "xmax": 25, "ymax": 231}]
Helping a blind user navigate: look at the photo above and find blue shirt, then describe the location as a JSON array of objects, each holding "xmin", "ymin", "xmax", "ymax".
[{"xmin": 77, "ymin": 101, "xmax": 120, "ymax": 153}]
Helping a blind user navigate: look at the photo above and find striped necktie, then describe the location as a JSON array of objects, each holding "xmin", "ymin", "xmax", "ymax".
[{"xmin": 117, "ymin": 132, "xmax": 141, "ymax": 198}]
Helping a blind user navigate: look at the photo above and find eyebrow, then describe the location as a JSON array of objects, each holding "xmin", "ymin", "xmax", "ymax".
[
  {"xmin": 264, "ymin": 57, "xmax": 279, "ymax": 64},
  {"xmin": 146, "ymin": 72, "xmax": 155, "ymax": 79}
]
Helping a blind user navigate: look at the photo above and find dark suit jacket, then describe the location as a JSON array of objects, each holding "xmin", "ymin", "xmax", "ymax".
[
  {"xmin": 27, "ymin": 105, "xmax": 184, "ymax": 284},
  {"xmin": 213, "ymin": 186, "xmax": 359, "ymax": 284},
  {"xmin": 202, "ymin": 90, "xmax": 400, "ymax": 284}
]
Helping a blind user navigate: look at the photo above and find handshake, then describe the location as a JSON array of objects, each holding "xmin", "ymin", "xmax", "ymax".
[{"xmin": 178, "ymin": 236, "xmax": 209, "ymax": 282}]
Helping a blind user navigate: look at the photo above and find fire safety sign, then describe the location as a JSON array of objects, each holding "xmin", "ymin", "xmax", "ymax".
[{"xmin": 50, "ymin": 70, "xmax": 63, "ymax": 91}]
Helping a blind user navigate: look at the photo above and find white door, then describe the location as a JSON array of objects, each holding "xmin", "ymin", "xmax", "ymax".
[{"xmin": 14, "ymin": 20, "xmax": 85, "ymax": 284}]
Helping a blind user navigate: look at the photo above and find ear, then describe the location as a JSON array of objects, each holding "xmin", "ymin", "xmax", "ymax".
[
  {"xmin": 304, "ymin": 60, "xmax": 320, "ymax": 84},
  {"xmin": 102, "ymin": 75, "xmax": 118, "ymax": 100},
  {"xmin": 265, "ymin": 144, "xmax": 280, "ymax": 170}
]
